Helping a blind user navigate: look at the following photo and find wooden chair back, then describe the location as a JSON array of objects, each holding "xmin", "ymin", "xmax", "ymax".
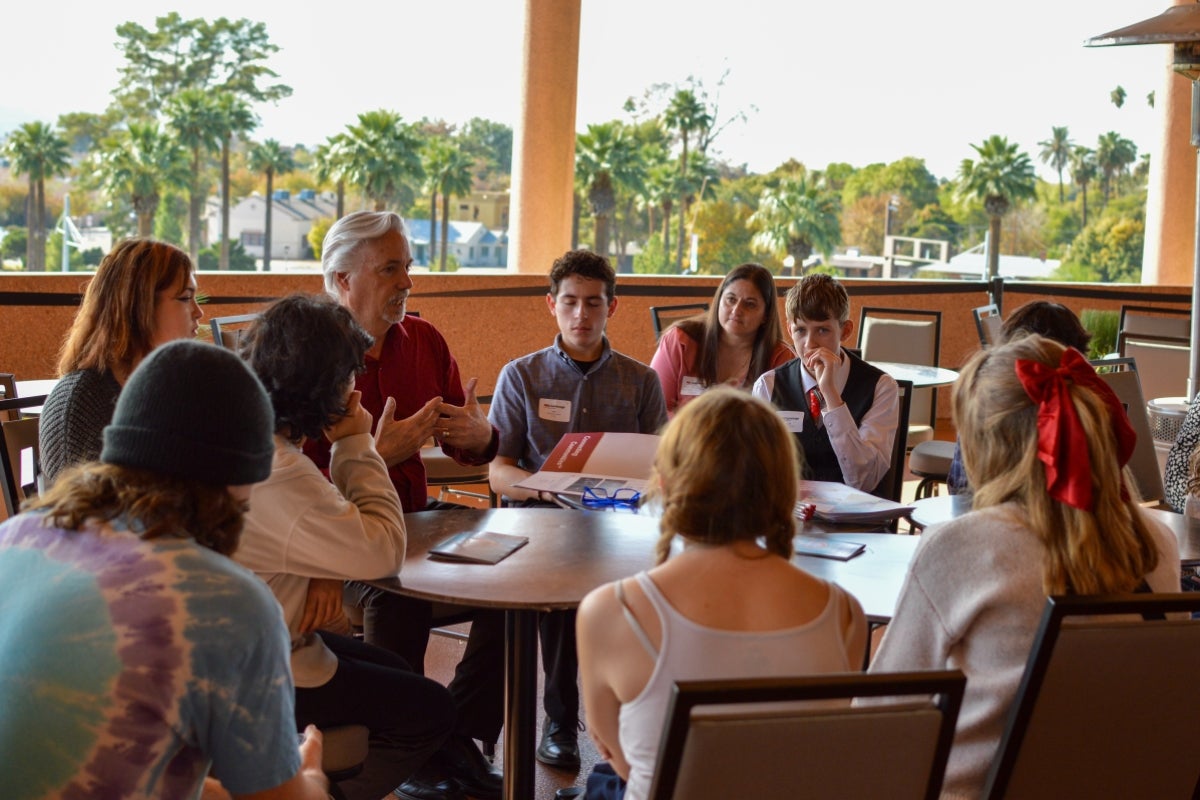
[
  {"xmin": 0, "ymin": 395, "xmax": 47, "ymax": 517},
  {"xmin": 650, "ymin": 304, "xmax": 709, "ymax": 341},
  {"xmin": 858, "ymin": 307, "xmax": 942, "ymax": 449},
  {"xmin": 649, "ymin": 670, "xmax": 966, "ymax": 800},
  {"xmin": 983, "ymin": 593, "xmax": 1200, "ymax": 799}
]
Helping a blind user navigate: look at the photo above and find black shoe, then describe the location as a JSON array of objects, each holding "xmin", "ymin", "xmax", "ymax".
[
  {"xmin": 437, "ymin": 734, "xmax": 503, "ymax": 799},
  {"xmin": 393, "ymin": 770, "xmax": 466, "ymax": 800},
  {"xmin": 536, "ymin": 716, "xmax": 581, "ymax": 769}
]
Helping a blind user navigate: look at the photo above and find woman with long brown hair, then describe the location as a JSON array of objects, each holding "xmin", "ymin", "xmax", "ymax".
[
  {"xmin": 39, "ymin": 238, "xmax": 202, "ymax": 485},
  {"xmin": 649, "ymin": 263, "xmax": 792, "ymax": 416}
]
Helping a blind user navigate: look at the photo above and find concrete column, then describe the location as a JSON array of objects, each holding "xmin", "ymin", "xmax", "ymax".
[
  {"xmin": 1143, "ymin": 0, "xmax": 1198, "ymax": 286},
  {"xmin": 508, "ymin": 0, "xmax": 581, "ymax": 274}
]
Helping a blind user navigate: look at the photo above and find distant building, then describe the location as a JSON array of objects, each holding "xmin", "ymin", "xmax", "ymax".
[
  {"xmin": 406, "ymin": 218, "xmax": 507, "ymax": 268},
  {"xmin": 450, "ymin": 191, "xmax": 509, "ymax": 229},
  {"xmin": 207, "ymin": 189, "xmax": 339, "ymax": 261},
  {"xmin": 915, "ymin": 242, "xmax": 1060, "ymax": 280},
  {"xmin": 205, "ymin": 189, "xmax": 508, "ymax": 268}
]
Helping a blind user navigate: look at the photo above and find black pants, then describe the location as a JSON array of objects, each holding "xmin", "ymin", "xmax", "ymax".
[
  {"xmin": 294, "ymin": 632, "xmax": 455, "ymax": 796},
  {"xmin": 344, "ymin": 582, "xmax": 506, "ymax": 743},
  {"xmin": 540, "ymin": 608, "xmax": 579, "ymax": 727}
]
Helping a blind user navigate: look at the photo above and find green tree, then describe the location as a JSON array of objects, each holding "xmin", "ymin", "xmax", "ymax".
[
  {"xmin": 112, "ymin": 13, "xmax": 291, "ymax": 119},
  {"xmin": 212, "ymin": 93, "xmax": 257, "ymax": 270},
  {"xmin": 308, "ymin": 217, "xmax": 335, "ymax": 260},
  {"xmin": 632, "ymin": 232, "xmax": 674, "ymax": 274},
  {"xmin": 1070, "ymin": 146, "xmax": 1098, "ymax": 227},
  {"xmin": 1095, "ymin": 131, "xmax": 1137, "ymax": 201},
  {"xmin": 342, "ymin": 110, "xmax": 425, "ymax": 211},
  {"xmin": 458, "ymin": 118, "xmax": 513, "ymax": 187},
  {"xmin": 1, "ymin": 228, "xmax": 28, "ymax": 262},
  {"xmin": 3, "ymin": 121, "xmax": 70, "ymax": 271},
  {"xmin": 56, "ymin": 111, "xmax": 118, "ymax": 156},
  {"xmin": 903, "ymin": 203, "xmax": 961, "ymax": 246},
  {"xmin": 197, "ymin": 240, "xmax": 256, "ymax": 271},
  {"xmin": 247, "ymin": 139, "xmax": 295, "ymax": 271},
  {"xmin": 165, "ymin": 88, "xmax": 221, "ymax": 262},
  {"xmin": 692, "ymin": 198, "xmax": 756, "ymax": 275},
  {"xmin": 422, "ymin": 138, "xmax": 474, "ymax": 271},
  {"xmin": 91, "ymin": 122, "xmax": 190, "ymax": 236},
  {"xmin": 314, "ymin": 136, "xmax": 352, "ymax": 219},
  {"xmin": 1038, "ymin": 126, "xmax": 1073, "ymax": 203},
  {"xmin": 955, "ymin": 135, "xmax": 1037, "ymax": 281},
  {"xmin": 575, "ymin": 121, "xmax": 644, "ymax": 262},
  {"xmin": 153, "ymin": 192, "xmax": 187, "ymax": 246},
  {"xmin": 664, "ymin": 89, "xmax": 713, "ymax": 271},
  {"xmin": 1057, "ymin": 215, "xmax": 1144, "ymax": 283},
  {"xmin": 748, "ymin": 175, "xmax": 841, "ymax": 267},
  {"xmin": 1110, "ymin": 85, "xmax": 1126, "ymax": 110}
]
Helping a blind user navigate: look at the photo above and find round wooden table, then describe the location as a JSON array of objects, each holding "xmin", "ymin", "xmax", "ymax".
[
  {"xmin": 370, "ymin": 508, "xmax": 660, "ymax": 800},
  {"xmin": 368, "ymin": 508, "xmax": 919, "ymax": 799},
  {"xmin": 793, "ymin": 532, "xmax": 919, "ymax": 623}
]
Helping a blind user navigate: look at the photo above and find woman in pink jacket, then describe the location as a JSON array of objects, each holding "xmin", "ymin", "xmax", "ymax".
[{"xmin": 649, "ymin": 262, "xmax": 793, "ymax": 416}]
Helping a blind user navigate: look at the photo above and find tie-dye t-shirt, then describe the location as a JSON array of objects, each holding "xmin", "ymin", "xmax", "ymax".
[{"xmin": 0, "ymin": 512, "xmax": 300, "ymax": 799}]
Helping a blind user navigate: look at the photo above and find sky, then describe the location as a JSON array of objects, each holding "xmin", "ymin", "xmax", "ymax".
[{"xmin": 1, "ymin": 0, "xmax": 1177, "ymax": 183}]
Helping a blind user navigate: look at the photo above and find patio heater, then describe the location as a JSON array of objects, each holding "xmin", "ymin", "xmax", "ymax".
[{"xmin": 1086, "ymin": 2, "xmax": 1200, "ymax": 402}]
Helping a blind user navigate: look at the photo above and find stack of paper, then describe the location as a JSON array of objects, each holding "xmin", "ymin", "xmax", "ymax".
[{"xmin": 795, "ymin": 480, "xmax": 914, "ymax": 524}]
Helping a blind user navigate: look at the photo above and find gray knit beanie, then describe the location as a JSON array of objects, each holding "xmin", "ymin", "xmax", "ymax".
[{"xmin": 101, "ymin": 339, "xmax": 275, "ymax": 485}]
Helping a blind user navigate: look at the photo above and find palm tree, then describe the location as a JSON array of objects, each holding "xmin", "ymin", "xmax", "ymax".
[
  {"xmin": 575, "ymin": 122, "xmax": 644, "ymax": 263},
  {"xmin": 91, "ymin": 122, "xmax": 189, "ymax": 236},
  {"xmin": 165, "ymin": 88, "xmax": 221, "ymax": 263},
  {"xmin": 748, "ymin": 176, "xmax": 841, "ymax": 268},
  {"xmin": 1038, "ymin": 126, "xmax": 1073, "ymax": 203},
  {"xmin": 3, "ymin": 121, "xmax": 70, "ymax": 271},
  {"xmin": 1095, "ymin": 131, "xmax": 1137, "ymax": 202},
  {"xmin": 664, "ymin": 89, "xmax": 712, "ymax": 271},
  {"xmin": 314, "ymin": 135, "xmax": 352, "ymax": 219},
  {"xmin": 1070, "ymin": 146, "xmax": 1098, "ymax": 228},
  {"xmin": 955, "ymin": 135, "xmax": 1038, "ymax": 281},
  {"xmin": 212, "ymin": 93, "xmax": 257, "ymax": 270},
  {"xmin": 247, "ymin": 139, "xmax": 295, "ymax": 272},
  {"xmin": 421, "ymin": 138, "xmax": 451, "ymax": 267},
  {"xmin": 342, "ymin": 110, "xmax": 425, "ymax": 211},
  {"xmin": 423, "ymin": 140, "xmax": 474, "ymax": 271}
]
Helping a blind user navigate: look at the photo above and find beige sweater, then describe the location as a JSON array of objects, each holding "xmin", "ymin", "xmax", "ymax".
[
  {"xmin": 869, "ymin": 502, "xmax": 1180, "ymax": 799},
  {"xmin": 237, "ymin": 433, "xmax": 405, "ymax": 687}
]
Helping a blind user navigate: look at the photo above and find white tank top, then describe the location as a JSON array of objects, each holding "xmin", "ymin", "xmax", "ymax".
[{"xmin": 616, "ymin": 571, "xmax": 862, "ymax": 800}]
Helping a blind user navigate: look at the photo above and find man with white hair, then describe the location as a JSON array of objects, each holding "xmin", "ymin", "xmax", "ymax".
[{"xmin": 306, "ymin": 210, "xmax": 503, "ymax": 800}]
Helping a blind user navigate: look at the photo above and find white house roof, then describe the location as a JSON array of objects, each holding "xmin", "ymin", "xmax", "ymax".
[{"xmin": 915, "ymin": 243, "xmax": 1060, "ymax": 280}]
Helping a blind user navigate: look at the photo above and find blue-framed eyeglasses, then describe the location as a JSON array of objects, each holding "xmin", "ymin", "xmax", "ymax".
[{"xmin": 581, "ymin": 486, "xmax": 641, "ymax": 507}]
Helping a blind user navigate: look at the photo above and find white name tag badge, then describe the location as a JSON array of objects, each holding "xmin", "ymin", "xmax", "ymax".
[
  {"xmin": 778, "ymin": 410, "xmax": 806, "ymax": 433},
  {"xmin": 538, "ymin": 398, "xmax": 572, "ymax": 423},
  {"xmin": 680, "ymin": 376, "xmax": 705, "ymax": 397}
]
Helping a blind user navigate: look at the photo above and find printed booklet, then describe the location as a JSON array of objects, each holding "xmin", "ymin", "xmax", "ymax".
[
  {"xmin": 429, "ymin": 531, "xmax": 530, "ymax": 565},
  {"xmin": 513, "ymin": 432, "xmax": 660, "ymax": 496}
]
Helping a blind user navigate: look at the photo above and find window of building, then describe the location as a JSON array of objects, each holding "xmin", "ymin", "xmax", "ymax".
[{"xmin": 241, "ymin": 231, "xmax": 265, "ymax": 247}]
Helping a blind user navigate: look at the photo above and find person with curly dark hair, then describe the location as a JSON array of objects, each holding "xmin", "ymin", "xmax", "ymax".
[{"xmin": 234, "ymin": 293, "xmax": 484, "ymax": 800}]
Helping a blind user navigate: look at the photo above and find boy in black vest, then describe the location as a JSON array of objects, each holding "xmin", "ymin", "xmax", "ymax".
[{"xmin": 752, "ymin": 273, "xmax": 899, "ymax": 495}]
